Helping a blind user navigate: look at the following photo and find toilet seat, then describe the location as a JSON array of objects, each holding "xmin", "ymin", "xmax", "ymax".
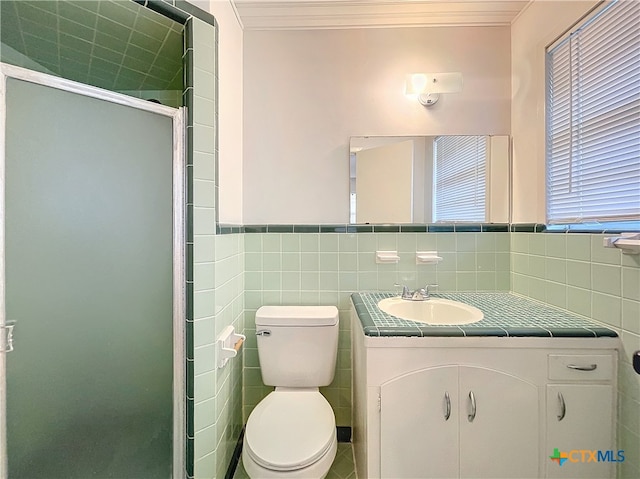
[{"xmin": 244, "ymin": 390, "xmax": 336, "ymax": 472}]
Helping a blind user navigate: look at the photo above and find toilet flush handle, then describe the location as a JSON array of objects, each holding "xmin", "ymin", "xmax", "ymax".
[{"xmin": 256, "ymin": 330, "xmax": 271, "ymax": 337}]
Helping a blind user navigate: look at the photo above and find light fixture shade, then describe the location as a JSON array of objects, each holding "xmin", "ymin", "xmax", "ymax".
[
  {"xmin": 405, "ymin": 73, "xmax": 430, "ymax": 97},
  {"xmin": 405, "ymin": 72, "xmax": 463, "ymax": 95}
]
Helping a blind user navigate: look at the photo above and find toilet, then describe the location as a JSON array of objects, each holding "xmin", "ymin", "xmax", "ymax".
[{"xmin": 242, "ymin": 305, "xmax": 340, "ymax": 478}]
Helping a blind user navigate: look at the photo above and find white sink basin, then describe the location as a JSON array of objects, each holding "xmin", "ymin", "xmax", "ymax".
[{"xmin": 377, "ymin": 297, "xmax": 484, "ymax": 325}]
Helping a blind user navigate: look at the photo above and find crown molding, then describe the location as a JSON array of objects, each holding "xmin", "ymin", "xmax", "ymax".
[{"xmin": 232, "ymin": 0, "xmax": 529, "ymax": 30}]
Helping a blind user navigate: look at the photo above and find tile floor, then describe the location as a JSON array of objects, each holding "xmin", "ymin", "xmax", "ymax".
[{"xmin": 233, "ymin": 442, "xmax": 356, "ymax": 478}]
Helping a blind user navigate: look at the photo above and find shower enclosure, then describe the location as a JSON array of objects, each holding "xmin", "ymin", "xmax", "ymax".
[{"xmin": 0, "ymin": 64, "xmax": 185, "ymax": 478}]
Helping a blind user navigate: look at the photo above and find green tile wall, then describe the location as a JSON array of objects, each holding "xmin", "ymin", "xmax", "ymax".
[
  {"xmin": 117, "ymin": 89, "xmax": 182, "ymax": 107},
  {"xmin": 511, "ymin": 232, "xmax": 640, "ymax": 479},
  {"xmin": 193, "ymin": 234, "xmax": 244, "ymax": 479},
  {"xmin": 0, "ymin": 0, "xmax": 184, "ymax": 91},
  {"xmin": 242, "ymin": 231, "xmax": 511, "ymax": 426},
  {"xmin": 190, "ymin": 17, "xmax": 244, "ymax": 479}
]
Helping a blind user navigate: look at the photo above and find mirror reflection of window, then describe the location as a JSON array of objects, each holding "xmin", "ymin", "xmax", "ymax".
[{"xmin": 433, "ymin": 136, "xmax": 487, "ymax": 222}]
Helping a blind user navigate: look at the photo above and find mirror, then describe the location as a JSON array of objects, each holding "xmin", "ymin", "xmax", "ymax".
[{"xmin": 349, "ymin": 135, "xmax": 510, "ymax": 224}]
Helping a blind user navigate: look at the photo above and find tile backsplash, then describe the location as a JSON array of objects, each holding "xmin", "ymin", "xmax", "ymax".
[
  {"xmin": 244, "ymin": 230, "xmax": 511, "ymax": 296},
  {"xmin": 511, "ymin": 232, "xmax": 639, "ymax": 334}
]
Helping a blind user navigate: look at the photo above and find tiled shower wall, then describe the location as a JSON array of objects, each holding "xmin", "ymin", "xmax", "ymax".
[
  {"xmin": 189, "ymin": 17, "xmax": 244, "ymax": 479},
  {"xmin": 119, "ymin": 89, "xmax": 182, "ymax": 107},
  {"xmin": 193, "ymin": 234, "xmax": 244, "ymax": 478},
  {"xmin": 511, "ymin": 232, "xmax": 640, "ymax": 479},
  {"xmin": 242, "ymin": 230, "xmax": 512, "ymax": 426}
]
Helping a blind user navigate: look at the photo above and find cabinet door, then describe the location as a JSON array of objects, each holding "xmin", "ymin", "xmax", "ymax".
[
  {"xmin": 459, "ymin": 366, "xmax": 540, "ymax": 479},
  {"xmin": 546, "ymin": 385, "xmax": 615, "ymax": 479},
  {"xmin": 380, "ymin": 366, "xmax": 459, "ymax": 479}
]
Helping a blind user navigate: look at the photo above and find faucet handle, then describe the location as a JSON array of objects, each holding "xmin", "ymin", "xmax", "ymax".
[
  {"xmin": 394, "ymin": 283, "xmax": 411, "ymax": 299},
  {"xmin": 425, "ymin": 284, "xmax": 439, "ymax": 296}
]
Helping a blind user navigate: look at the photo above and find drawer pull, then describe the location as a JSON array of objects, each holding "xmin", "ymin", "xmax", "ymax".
[
  {"xmin": 444, "ymin": 392, "xmax": 451, "ymax": 421},
  {"xmin": 557, "ymin": 392, "xmax": 566, "ymax": 421},
  {"xmin": 566, "ymin": 363, "xmax": 598, "ymax": 371}
]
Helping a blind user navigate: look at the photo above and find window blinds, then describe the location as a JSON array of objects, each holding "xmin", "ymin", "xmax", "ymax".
[
  {"xmin": 433, "ymin": 135, "xmax": 486, "ymax": 222},
  {"xmin": 546, "ymin": 0, "xmax": 640, "ymax": 224}
]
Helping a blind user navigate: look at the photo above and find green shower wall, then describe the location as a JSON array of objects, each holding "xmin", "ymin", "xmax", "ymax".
[
  {"xmin": 190, "ymin": 17, "xmax": 245, "ymax": 479},
  {"xmin": 118, "ymin": 89, "xmax": 182, "ymax": 108}
]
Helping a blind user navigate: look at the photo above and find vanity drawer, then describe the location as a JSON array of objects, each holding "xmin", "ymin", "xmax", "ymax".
[{"xmin": 548, "ymin": 354, "xmax": 614, "ymax": 381}]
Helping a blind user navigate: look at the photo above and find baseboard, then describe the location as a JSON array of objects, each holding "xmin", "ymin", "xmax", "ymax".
[
  {"xmin": 337, "ymin": 426, "xmax": 352, "ymax": 443},
  {"xmin": 225, "ymin": 427, "xmax": 245, "ymax": 479}
]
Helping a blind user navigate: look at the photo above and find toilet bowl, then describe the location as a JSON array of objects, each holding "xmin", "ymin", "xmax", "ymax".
[
  {"xmin": 242, "ymin": 305, "xmax": 340, "ymax": 479},
  {"xmin": 242, "ymin": 389, "xmax": 337, "ymax": 478}
]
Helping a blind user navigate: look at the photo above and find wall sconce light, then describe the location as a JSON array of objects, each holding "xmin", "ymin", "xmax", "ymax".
[{"xmin": 405, "ymin": 72, "xmax": 464, "ymax": 106}]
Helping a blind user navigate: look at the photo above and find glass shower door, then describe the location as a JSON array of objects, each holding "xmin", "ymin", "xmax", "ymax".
[{"xmin": 2, "ymin": 75, "xmax": 177, "ymax": 478}]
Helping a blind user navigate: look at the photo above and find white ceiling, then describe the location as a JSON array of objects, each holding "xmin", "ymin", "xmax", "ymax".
[{"xmin": 232, "ymin": 0, "xmax": 532, "ymax": 30}]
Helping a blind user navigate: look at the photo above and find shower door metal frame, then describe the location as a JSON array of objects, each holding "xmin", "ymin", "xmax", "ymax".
[{"xmin": 0, "ymin": 62, "xmax": 186, "ymax": 479}]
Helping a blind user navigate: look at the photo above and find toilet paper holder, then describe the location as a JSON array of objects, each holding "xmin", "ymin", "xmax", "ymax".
[{"xmin": 217, "ymin": 325, "xmax": 246, "ymax": 369}]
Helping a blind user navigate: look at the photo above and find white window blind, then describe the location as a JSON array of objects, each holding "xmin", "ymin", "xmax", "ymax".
[
  {"xmin": 433, "ymin": 136, "xmax": 486, "ymax": 222},
  {"xmin": 546, "ymin": 0, "xmax": 640, "ymax": 224}
]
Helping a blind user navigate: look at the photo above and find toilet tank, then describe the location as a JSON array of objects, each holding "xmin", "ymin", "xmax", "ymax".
[{"xmin": 255, "ymin": 305, "xmax": 339, "ymax": 387}]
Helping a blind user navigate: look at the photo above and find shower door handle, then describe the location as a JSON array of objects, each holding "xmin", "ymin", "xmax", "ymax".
[{"xmin": 1, "ymin": 321, "xmax": 16, "ymax": 353}]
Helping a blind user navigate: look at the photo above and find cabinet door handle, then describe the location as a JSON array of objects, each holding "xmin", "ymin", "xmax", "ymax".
[
  {"xmin": 467, "ymin": 391, "xmax": 476, "ymax": 422},
  {"xmin": 444, "ymin": 392, "xmax": 451, "ymax": 421},
  {"xmin": 566, "ymin": 363, "xmax": 597, "ymax": 371},
  {"xmin": 557, "ymin": 392, "xmax": 566, "ymax": 421}
]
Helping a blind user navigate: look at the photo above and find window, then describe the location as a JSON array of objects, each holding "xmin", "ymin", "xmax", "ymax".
[
  {"xmin": 546, "ymin": 0, "xmax": 640, "ymax": 227},
  {"xmin": 433, "ymin": 135, "xmax": 486, "ymax": 222}
]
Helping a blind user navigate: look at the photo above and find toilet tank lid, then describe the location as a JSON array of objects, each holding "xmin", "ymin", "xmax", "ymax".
[{"xmin": 256, "ymin": 305, "xmax": 338, "ymax": 327}]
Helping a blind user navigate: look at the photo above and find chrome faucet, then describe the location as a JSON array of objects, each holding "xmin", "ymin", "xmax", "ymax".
[
  {"xmin": 399, "ymin": 284, "xmax": 411, "ymax": 299},
  {"xmin": 395, "ymin": 283, "xmax": 438, "ymax": 301},
  {"xmin": 424, "ymin": 284, "xmax": 438, "ymax": 299}
]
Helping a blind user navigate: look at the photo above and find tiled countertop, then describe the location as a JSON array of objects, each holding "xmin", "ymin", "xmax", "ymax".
[{"xmin": 351, "ymin": 292, "xmax": 618, "ymax": 338}]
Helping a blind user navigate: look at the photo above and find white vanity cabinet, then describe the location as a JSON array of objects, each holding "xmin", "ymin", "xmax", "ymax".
[
  {"xmin": 380, "ymin": 365, "xmax": 539, "ymax": 479},
  {"xmin": 545, "ymin": 354, "xmax": 617, "ymax": 479},
  {"xmin": 351, "ymin": 307, "xmax": 619, "ymax": 479},
  {"xmin": 380, "ymin": 365, "xmax": 459, "ymax": 479}
]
